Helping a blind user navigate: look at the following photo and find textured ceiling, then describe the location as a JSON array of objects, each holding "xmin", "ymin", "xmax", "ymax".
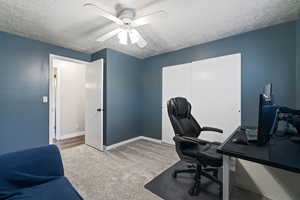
[{"xmin": 0, "ymin": 0, "xmax": 300, "ymax": 58}]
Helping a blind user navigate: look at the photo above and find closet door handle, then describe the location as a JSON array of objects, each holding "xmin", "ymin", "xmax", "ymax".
[{"xmin": 97, "ymin": 108, "xmax": 103, "ymax": 112}]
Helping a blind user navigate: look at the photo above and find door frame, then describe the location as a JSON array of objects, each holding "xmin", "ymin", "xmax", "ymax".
[{"xmin": 49, "ymin": 54, "xmax": 104, "ymax": 146}]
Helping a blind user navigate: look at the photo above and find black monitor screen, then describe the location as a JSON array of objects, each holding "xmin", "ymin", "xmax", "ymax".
[
  {"xmin": 257, "ymin": 94, "xmax": 277, "ymax": 145},
  {"xmin": 259, "ymin": 105, "xmax": 278, "ymax": 135}
]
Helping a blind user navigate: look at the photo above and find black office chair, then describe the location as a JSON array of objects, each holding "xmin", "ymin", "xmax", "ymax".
[{"xmin": 167, "ymin": 97, "xmax": 223, "ymax": 196}]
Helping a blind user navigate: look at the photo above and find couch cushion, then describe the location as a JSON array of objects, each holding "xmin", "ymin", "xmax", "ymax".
[
  {"xmin": 0, "ymin": 145, "xmax": 64, "ymax": 199},
  {"xmin": 7, "ymin": 177, "xmax": 83, "ymax": 200}
]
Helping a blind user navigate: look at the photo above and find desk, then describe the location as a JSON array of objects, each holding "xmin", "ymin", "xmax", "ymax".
[{"xmin": 217, "ymin": 127, "xmax": 300, "ymax": 200}]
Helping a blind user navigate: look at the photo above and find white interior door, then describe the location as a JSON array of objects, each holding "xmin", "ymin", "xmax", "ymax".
[
  {"xmin": 85, "ymin": 59, "xmax": 104, "ymax": 151},
  {"xmin": 190, "ymin": 54, "xmax": 241, "ymax": 142},
  {"xmin": 162, "ymin": 54, "xmax": 241, "ymax": 144},
  {"xmin": 162, "ymin": 64, "xmax": 191, "ymax": 144}
]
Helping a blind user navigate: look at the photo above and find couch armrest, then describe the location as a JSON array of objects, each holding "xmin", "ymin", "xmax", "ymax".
[{"xmin": 0, "ymin": 145, "xmax": 64, "ymax": 197}]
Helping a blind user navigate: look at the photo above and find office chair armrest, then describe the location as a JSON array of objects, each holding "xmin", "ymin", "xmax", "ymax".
[
  {"xmin": 175, "ymin": 135, "xmax": 208, "ymax": 145},
  {"xmin": 202, "ymin": 127, "xmax": 223, "ymax": 133}
]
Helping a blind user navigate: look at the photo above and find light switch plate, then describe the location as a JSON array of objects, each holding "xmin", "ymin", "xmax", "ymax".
[{"xmin": 42, "ymin": 96, "xmax": 48, "ymax": 103}]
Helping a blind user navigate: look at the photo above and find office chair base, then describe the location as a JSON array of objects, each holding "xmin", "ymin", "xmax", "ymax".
[
  {"xmin": 189, "ymin": 181, "xmax": 201, "ymax": 196},
  {"xmin": 172, "ymin": 168, "xmax": 196, "ymax": 178},
  {"xmin": 173, "ymin": 165, "xmax": 222, "ymax": 196}
]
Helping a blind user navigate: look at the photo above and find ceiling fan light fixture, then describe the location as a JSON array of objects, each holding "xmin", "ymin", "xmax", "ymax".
[
  {"xmin": 118, "ymin": 30, "xmax": 128, "ymax": 45},
  {"xmin": 86, "ymin": 2, "xmax": 167, "ymax": 49},
  {"xmin": 137, "ymin": 39, "xmax": 147, "ymax": 48},
  {"xmin": 129, "ymin": 29, "xmax": 140, "ymax": 44}
]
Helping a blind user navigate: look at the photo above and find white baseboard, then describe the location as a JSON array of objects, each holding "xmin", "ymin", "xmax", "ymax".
[
  {"xmin": 104, "ymin": 136, "xmax": 162, "ymax": 151},
  {"xmin": 104, "ymin": 137, "xmax": 141, "ymax": 151},
  {"xmin": 139, "ymin": 136, "xmax": 162, "ymax": 144},
  {"xmin": 57, "ymin": 131, "xmax": 85, "ymax": 140}
]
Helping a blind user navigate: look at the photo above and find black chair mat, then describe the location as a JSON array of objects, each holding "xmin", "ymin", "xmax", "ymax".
[{"xmin": 145, "ymin": 161, "xmax": 222, "ymax": 200}]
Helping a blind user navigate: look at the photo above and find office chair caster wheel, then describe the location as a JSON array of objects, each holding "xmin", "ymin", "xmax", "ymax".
[
  {"xmin": 189, "ymin": 182, "xmax": 201, "ymax": 196},
  {"xmin": 172, "ymin": 171, "xmax": 177, "ymax": 178}
]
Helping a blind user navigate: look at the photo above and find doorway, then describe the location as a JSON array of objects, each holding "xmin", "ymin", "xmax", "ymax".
[{"xmin": 49, "ymin": 55, "xmax": 104, "ymax": 151}]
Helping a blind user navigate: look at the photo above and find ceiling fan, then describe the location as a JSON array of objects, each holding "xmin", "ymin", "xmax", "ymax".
[{"xmin": 84, "ymin": 2, "xmax": 168, "ymax": 48}]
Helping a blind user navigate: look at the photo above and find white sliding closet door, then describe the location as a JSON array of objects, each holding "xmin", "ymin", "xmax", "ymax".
[
  {"xmin": 162, "ymin": 64, "xmax": 191, "ymax": 144},
  {"xmin": 190, "ymin": 54, "xmax": 241, "ymax": 142},
  {"xmin": 162, "ymin": 54, "xmax": 241, "ymax": 144}
]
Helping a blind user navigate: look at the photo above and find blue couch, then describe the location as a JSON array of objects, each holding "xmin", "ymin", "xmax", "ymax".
[{"xmin": 0, "ymin": 145, "xmax": 83, "ymax": 200}]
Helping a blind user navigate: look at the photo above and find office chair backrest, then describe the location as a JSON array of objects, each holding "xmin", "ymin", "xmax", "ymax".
[{"xmin": 167, "ymin": 97, "xmax": 201, "ymax": 138}]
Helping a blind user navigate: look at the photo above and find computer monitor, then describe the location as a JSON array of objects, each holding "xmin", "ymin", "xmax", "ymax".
[{"xmin": 257, "ymin": 93, "xmax": 278, "ymax": 146}]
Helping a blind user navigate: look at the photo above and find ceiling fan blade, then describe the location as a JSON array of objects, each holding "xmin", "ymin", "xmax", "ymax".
[
  {"xmin": 133, "ymin": 29, "xmax": 147, "ymax": 48},
  {"xmin": 84, "ymin": 2, "xmax": 124, "ymax": 25},
  {"xmin": 132, "ymin": 11, "xmax": 168, "ymax": 27},
  {"xmin": 96, "ymin": 28, "xmax": 122, "ymax": 42}
]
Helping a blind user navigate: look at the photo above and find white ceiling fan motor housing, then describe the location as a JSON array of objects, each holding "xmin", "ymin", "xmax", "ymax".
[{"xmin": 117, "ymin": 8, "xmax": 136, "ymax": 25}]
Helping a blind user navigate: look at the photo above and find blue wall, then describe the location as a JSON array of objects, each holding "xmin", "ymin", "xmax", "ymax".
[
  {"xmin": 141, "ymin": 21, "xmax": 297, "ymax": 139},
  {"xmin": 297, "ymin": 20, "xmax": 300, "ymax": 109},
  {"xmin": 92, "ymin": 49, "xmax": 143, "ymax": 146},
  {"xmin": 0, "ymin": 31, "xmax": 90, "ymax": 154},
  {"xmin": 0, "ymin": 29, "xmax": 142, "ymax": 153}
]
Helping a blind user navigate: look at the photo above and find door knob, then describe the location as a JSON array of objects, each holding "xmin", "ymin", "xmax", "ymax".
[{"xmin": 97, "ymin": 108, "xmax": 103, "ymax": 112}]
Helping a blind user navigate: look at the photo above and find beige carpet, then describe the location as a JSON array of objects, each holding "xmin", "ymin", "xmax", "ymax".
[
  {"xmin": 61, "ymin": 140, "xmax": 178, "ymax": 200},
  {"xmin": 61, "ymin": 139, "xmax": 269, "ymax": 200}
]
